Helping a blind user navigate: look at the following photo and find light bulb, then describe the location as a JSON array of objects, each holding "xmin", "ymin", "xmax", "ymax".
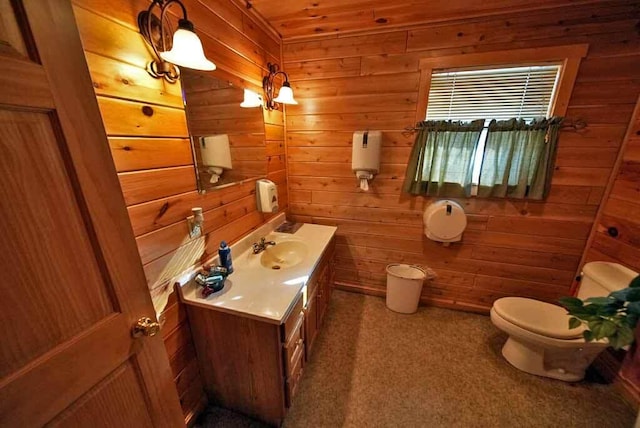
[{"xmin": 240, "ymin": 89, "xmax": 263, "ymax": 108}]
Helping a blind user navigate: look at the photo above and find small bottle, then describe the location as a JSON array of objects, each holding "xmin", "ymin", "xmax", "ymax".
[{"xmin": 218, "ymin": 241, "xmax": 234, "ymax": 274}]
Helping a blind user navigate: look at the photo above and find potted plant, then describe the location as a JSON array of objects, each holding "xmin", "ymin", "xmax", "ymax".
[{"xmin": 559, "ymin": 275, "xmax": 640, "ymax": 350}]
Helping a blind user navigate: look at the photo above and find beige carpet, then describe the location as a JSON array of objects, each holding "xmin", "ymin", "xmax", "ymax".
[{"xmin": 198, "ymin": 290, "xmax": 636, "ymax": 428}]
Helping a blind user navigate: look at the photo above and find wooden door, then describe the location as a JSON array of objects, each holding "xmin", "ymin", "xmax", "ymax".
[{"xmin": 0, "ymin": 1, "xmax": 184, "ymax": 426}]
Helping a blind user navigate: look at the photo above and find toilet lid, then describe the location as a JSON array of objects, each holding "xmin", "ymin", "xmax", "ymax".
[{"xmin": 493, "ymin": 297, "xmax": 585, "ymax": 339}]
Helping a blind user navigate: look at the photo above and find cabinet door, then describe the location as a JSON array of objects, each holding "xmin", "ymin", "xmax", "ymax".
[
  {"xmin": 304, "ymin": 288, "xmax": 319, "ymax": 358},
  {"xmin": 316, "ymin": 264, "xmax": 329, "ymax": 327}
]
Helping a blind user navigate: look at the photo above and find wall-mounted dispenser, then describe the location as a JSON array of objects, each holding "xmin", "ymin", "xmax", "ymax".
[
  {"xmin": 256, "ymin": 179, "xmax": 278, "ymax": 213},
  {"xmin": 200, "ymin": 134, "xmax": 233, "ymax": 184},
  {"xmin": 187, "ymin": 207, "xmax": 204, "ymax": 239},
  {"xmin": 352, "ymin": 130, "xmax": 381, "ymax": 191},
  {"xmin": 423, "ymin": 200, "xmax": 467, "ymax": 246}
]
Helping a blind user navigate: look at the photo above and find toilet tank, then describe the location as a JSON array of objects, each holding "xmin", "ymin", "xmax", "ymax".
[{"xmin": 577, "ymin": 262, "xmax": 639, "ymax": 300}]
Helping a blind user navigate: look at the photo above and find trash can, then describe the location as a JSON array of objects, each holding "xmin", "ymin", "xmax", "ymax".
[{"xmin": 386, "ymin": 264, "xmax": 427, "ymax": 314}]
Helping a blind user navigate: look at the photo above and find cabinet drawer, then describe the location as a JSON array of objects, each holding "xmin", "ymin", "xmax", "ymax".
[
  {"xmin": 285, "ymin": 342, "xmax": 304, "ymax": 407},
  {"xmin": 283, "ymin": 314, "xmax": 304, "ymax": 376},
  {"xmin": 282, "ymin": 294, "xmax": 304, "ymax": 343}
]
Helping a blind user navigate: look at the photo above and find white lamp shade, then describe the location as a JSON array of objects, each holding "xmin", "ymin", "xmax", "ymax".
[
  {"xmin": 160, "ymin": 28, "xmax": 216, "ymax": 71},
  {"xmin": 273, "ymin": 84, "xmax": 297, "ymax": 105},
  {"xmin": 200, "ymin": 135, "xmax": 232, "ymax": 170},
  {"xmin": 240, "ymin": 89, "xmax": 263, "ymax": 108}
]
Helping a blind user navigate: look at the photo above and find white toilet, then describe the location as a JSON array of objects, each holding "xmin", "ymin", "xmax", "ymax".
[{"xmin": 490, "ymin": 261, "xmax": 638, "ymax": 382}]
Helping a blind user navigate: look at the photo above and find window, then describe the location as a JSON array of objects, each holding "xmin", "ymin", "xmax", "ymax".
[
  {"xmin": 426, "ymin": 64, "xmax": 561, "ymax": 122},
  {"xmin": 404, "ymin": 45, "xmax": 587, "ymax": 199},
  {"xmin": 427, "ymin": 64, "xmax": 562, "ymax": 192}
]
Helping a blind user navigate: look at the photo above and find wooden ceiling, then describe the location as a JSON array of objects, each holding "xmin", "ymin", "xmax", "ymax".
[{"xmin": 244, "ymin": 0, "xmax": 619, "ymax": 39}]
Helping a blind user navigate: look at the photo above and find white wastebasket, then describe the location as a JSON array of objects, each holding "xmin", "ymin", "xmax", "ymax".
[{"xmin": 386, "ymin": 264, "xmax": 427, "ymax": 314}]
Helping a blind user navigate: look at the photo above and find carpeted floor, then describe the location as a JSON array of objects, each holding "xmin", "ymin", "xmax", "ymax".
[{"xmin": 196, "ymin": 290, "xmax": 636, "ymax": 428}]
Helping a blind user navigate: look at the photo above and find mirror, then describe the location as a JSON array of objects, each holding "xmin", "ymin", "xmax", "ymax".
[{"xmin": 181, "ymin": 69, "xmax": 267, "ymax": 192}]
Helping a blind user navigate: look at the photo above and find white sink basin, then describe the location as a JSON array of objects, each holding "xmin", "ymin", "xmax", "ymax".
[{"xmin": 260, "ymin": 240, "xmax": 308, "ymax": 270}]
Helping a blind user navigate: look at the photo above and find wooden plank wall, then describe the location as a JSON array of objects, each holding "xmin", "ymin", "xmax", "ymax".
[
  {"xmin": 70, "ymin": 0, "xmax": 284, "ymax": 423},
  {"xmin": 282, "ymin": 1, "xmax": 640, "ymax": 312},
  {"xmin": 583, "ymin": 98, "xmax": 640, "ymax": 405},
  {"xmin": 583, "ymin": 102, "xmax": 640, "ymax": 273}
]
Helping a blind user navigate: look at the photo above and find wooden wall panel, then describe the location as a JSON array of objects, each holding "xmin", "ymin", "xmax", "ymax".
[
  {"xmin": 583, "ymin": 102, "xmax": 640, "ymax": 271},
  {"xmin": 580, "ymin": 98, "xmax": 640, "ymax": 408},
  {"xmin": 283, "ymin": 1, "xmax": 640, "ymax": 313},
  {"xmin": 72, "ymin": 0, "xmax": 283, "ymax": 422}
]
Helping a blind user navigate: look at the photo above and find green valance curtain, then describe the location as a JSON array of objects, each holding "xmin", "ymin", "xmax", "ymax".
[
  {"xmin": 403, "ymin": 120, "xmax": 484, "ymax": 197},
  {"xmin": 477, "ymin": 117, "xmax": 562, "ymax": 200}
]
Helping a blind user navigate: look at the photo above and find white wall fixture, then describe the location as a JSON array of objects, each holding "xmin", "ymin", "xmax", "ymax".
[
  {"xmin": 423, "ymin": 200, "xmax": 467, "ymax": 245},
  {"xmin": 256, "ymin": 179, "xmax": 279, "ymax": 213},
  {"xmin": 352, "ymin": 130, "xmax": 381, "ymax": 191},
  {"xmin": 200, "ymin": 134, "xmax": 233, "ymax": 184}
]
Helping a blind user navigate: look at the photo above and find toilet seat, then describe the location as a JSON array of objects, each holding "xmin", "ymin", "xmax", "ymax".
[{"xmin": 492, "ymin": 297, "xmax": 584, "ymax": 340}]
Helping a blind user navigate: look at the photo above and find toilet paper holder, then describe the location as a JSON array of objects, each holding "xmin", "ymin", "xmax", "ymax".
[{"xmin": 423, "ymin": 200, "xmax": 467, "ymax": 245}]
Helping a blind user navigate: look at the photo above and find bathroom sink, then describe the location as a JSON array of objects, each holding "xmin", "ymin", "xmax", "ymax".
[{"xmin": 260, "ymin": 241, "xmax": 308, "ymax": 270}]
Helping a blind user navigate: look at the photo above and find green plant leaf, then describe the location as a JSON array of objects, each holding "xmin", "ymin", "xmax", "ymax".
[
  {"xmin": 568, "ymin": 317, "xmax": 582, "ymax": 329},
  {"xmin": 627, "ymin": 301, "xmax": 640, "ymax": 316},
  {"xmin": 611, "ymin": 288, "xmax": 630, "ymax": 302},
  {"xmin": 583, "ymin": 330, "xmax": 594, "ymax": 342},
  {"xmin": 589, "ymin": 320, "xmax": 604, "ymax": 340},
  {"xmin": 596, "ymin": 303, "xmax": 620, "ymax": 316},
  {"xmin": 626, "ymin": 288, "xmax": 640, "ymax": 302},
  {"xmin": 559, "ymin": 296, "xmax": 583, "ymax": 309},
  {"xmin": 611, "ymin": 287, "xmax": 640, "ymax": 303},
  {"xmin": 600, "ymin": 320, "xmax": 618, "ymax": 338},
  {"xmin": 608, "ymin": 334, "xmax": 622, "ymax": 350},
  {"xmin": 586, "ymin": 297, "xmax": 612, "ymax": 305},
  {"xmin": 616, "ymin": 325, "xmax": 635, "ymax": 349},
  {"xmin": 582, "ymin": 304, "xmax": 600, "ymax": 316},
  {"xmin": 626, "ymin": 313, "xmax": 639, "ymax": 329},
  {"xmin": 629, "ymin": 275, "xmax": 640, "ymax": 288}
]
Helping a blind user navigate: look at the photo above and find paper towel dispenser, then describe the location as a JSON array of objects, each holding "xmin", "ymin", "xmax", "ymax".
[
  {"xmin": 423, "ymin": 200, "xmax": 467, "ymax": 244},
  {"xmin": 352, "ymin": 130, "xmax": 381, "ymax": 191}
]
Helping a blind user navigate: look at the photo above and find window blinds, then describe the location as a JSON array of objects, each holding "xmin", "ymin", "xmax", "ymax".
[{"xmin": 426, "ymin": 65, "xmax": 561, "ymax": 121}]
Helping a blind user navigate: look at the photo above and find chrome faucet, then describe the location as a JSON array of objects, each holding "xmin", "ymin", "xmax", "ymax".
[{"xmin": 252, "ymin": 237, "xmax": 276, "ymax": 254}]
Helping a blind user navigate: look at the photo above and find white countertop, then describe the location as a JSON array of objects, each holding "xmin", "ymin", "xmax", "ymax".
[{"xmin": 178, "ymin": 220, "xmax": 336, "ymax": 324}]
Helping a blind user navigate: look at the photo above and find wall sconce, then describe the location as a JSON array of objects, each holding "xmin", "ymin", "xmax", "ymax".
[
  {"xmin": 240, "ymin": 89, "xmax": 263, "ymax": 108},
  {"xmin": 138, "ymin": 0, "xmax": 216, "ymax": 83},
  {"xmin": 262, "ymin": 63, "xmax": 297, "ymax": 110}
]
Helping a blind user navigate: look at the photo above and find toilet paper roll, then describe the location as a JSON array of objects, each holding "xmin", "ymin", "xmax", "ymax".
[{"xmin": 360, "ymin": 178, "xmax": 369, "ymax": 191}]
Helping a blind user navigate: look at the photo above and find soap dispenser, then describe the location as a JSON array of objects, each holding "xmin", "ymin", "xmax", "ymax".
[{"xmin": 256, "ymin": 179, "xmax": 278, "ymax": 213}]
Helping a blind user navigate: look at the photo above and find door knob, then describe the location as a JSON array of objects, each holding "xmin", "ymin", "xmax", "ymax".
[{"xmin": 132, "ymin": 317, "xmax": 160, "ymax": 338}]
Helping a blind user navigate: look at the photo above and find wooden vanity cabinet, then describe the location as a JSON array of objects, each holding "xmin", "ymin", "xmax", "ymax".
[
  {"xmin": 304, "ymin": 237, "xmax": 335, "ymax": 360},
  {"xmin": 186, "ymin": 237, "xmax": 334, "ymax": 426}
]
